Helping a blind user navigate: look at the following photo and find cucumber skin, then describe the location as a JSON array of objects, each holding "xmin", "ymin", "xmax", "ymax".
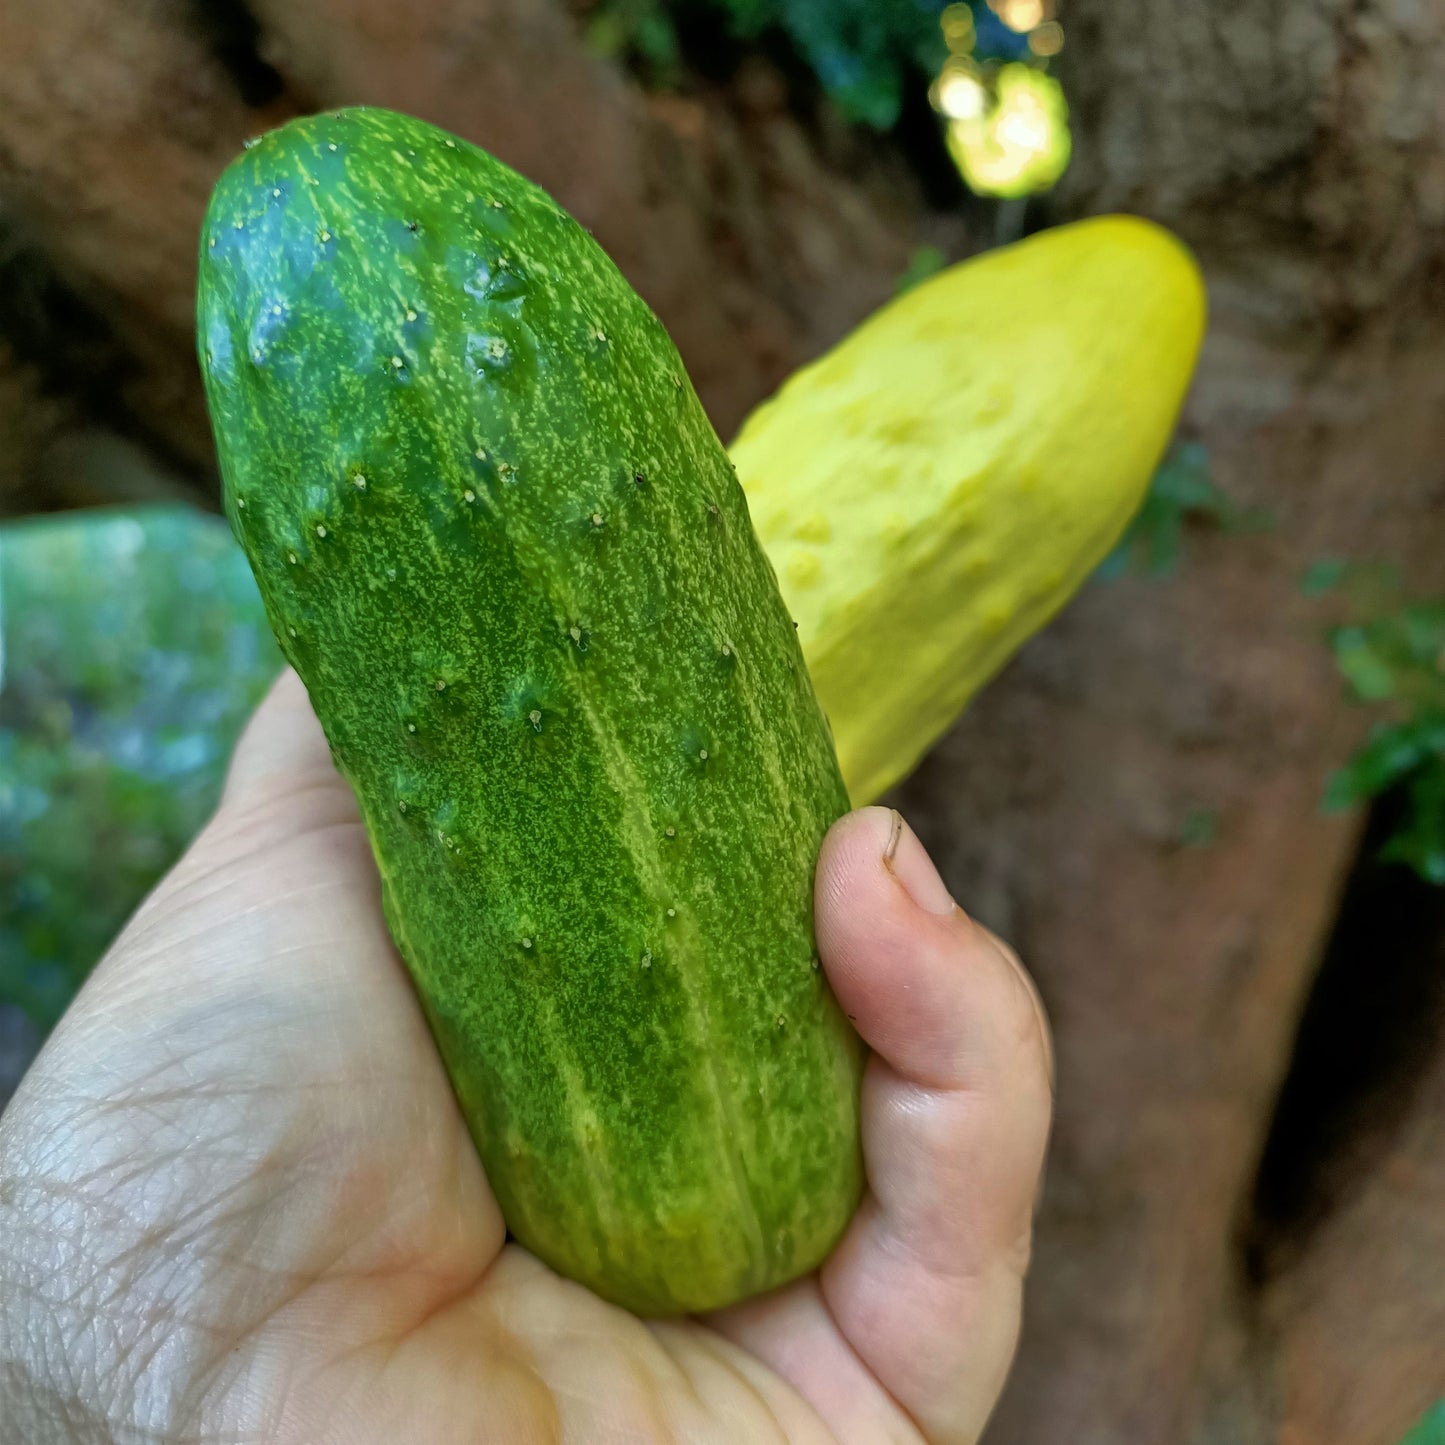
[{"xmin": 197, "ymin": 108, "xmax": 864, "ymax": 1315}]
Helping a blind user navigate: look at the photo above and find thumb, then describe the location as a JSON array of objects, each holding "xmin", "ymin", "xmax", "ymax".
[
  {"xmin": 818, "ymin": 806, "xmax": 1053, "ymax": 1442},
  {"xmin": 709, "ymin": 808, "xmax": 1053, "ymax": 1445}
]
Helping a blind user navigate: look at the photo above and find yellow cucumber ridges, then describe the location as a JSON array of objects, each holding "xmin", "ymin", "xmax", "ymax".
[{"xmin": 197, "ymin": 107, "xmax": 864, "ymax": 1314}]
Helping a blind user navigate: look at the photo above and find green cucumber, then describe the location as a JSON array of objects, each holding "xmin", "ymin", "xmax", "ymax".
[{"xmin": 197, "ymin": 107, "xmax": 864, "ymax": 1315}]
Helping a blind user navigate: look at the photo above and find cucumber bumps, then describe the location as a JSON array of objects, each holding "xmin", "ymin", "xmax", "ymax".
[{"xmin": 198, "ymin": 108, "xmax": 864, "ymax": 1314}]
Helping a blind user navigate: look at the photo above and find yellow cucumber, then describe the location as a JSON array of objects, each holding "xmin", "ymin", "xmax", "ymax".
[{"xmin": 732, "ymin": 215, "xmax": 1207, "ymax": 803}]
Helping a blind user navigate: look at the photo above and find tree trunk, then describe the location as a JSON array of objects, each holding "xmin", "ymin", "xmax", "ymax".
[
  {"xmin": 0, "ymin": 0, "xmax": 921, "ymax": 508},
  {"xmin": 926, "ymin": 3, "xmax": 1445, "ymax": 1439}
]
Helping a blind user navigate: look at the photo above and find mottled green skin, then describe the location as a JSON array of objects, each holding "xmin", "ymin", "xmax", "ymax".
[{"xmin": 197, "ymin": 108, "xmax": 864, "ymax": 1314}]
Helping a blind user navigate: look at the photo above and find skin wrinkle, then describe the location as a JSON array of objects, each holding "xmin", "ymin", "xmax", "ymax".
[
  {"xmin": 811, "ymin": 1328, "xmax": 925, "ymax": 1445},
  {"xmin": 654, "ymin": 1324, "xmax": 795, "ymax": 1444},
  {"xmin": 823, "ymin": 1234, "xmax": 1001, "ymax": 1445},
  {"xmin": 367, "ymin": 1256, "xmax": 508, "ymax": 1374},
  {"xmin": 12, "ymin": 1082, "xmax": 395, "ymax": 1426},
  {"xmin": 618, "ymin": 1323, "xmax": 728, "ymax": 1427},
  {"xmin": 861, "ymin": 1197, "xmax": 999, "ymax": 1305},
  {"xmin": 119, "ymin": 819, "xmax": 367, "ymax": 958},
  {"xmin": 528, "ymin": 1353, "xmax": 672, "ymax": 1444},
  {"xmin": 152, "ymin": 1139, "xmax": 487, "ymax": 1431},
  {"xmin": 757, "ymin": 1275, "xmax": 927, "ymax": 1445},
  {"xmin": 356, "ymin": 1298, "xmax": 570, "ymax": 1445},
  {"xmin": 0, "ymin": 1366, "xmax": 142, "ymax": 1445},
  {"xmin": 115, "ymin": 901, "xmax": 349, "ymax": 982},
  {"xmin": 862, "ymin": 1090, "xmax": 996, "ymax": 1268}
]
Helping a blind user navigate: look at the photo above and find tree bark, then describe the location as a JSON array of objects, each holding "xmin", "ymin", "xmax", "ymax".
[
  {"xmin": 1264, "ymin": 1036, "xmax": 1445, "ymax": 1445},
  {"xmin": 3, "ymin": 3, "xmax": 1445, "ymax": 1442},
  {"xmin": 1231, "ymin": 852, "xmax": 1445, "ymax": 1445},
  {"xmin": 0, "ymin": 0, "xmax": 920, "ymax": 509},
  {"xmin": 0, "ymin": 0, "xmax": 288, "ymax": 475}
]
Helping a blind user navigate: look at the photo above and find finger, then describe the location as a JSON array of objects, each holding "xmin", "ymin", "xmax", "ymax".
[
  {"xmin": 819, "ymin": 806, "xmax": 1053, "ymax": 1442},
  {"xmin": 974, "ymin": 924, "xmax": 1055, "ymax": 1096},
  {"xmin": 818, "ymin": 807, "xmax": 1051, "ymax": 1096},
  {"xmin": 220, "ymin": 665, "xmax": 355, "ymax": 819}
]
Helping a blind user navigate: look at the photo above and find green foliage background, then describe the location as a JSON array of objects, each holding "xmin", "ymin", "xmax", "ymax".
[
  {"xmin": 0, "ymin": 508, "xmax": 280, "ymax": 1025},
  {"xmin": 1096, "ymin": 440, "xmax": 1272, "ymax": 580},
  {"xmin": 587, "ymin": 0, "xmax": 951, "ymax": 128},
  {"xmin": 1309, "ymin": 563, "xmax": 1445, "ymax": 885}
]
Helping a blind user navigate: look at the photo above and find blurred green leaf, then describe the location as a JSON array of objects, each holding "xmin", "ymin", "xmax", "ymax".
[
  {"xmin": 586, "ymin": 11, "xmax": 631, "ymax": 59},
  {"xmin": 1324, "ymin": 716, "xmax": 1445, "ymax": 811},
  {"xmin": 1301, "ymin": 556, "xmax": 1349, "ymax": 597},
  {"xmin": 590, "ymin": 0, "xmax": 950, "ymax": 128},
  {"xmin": 1306, "ymin": 554, "xmax": 1346, "ymax": 595},
  {"xmin": 1400, "ymin": 1400, "xmax": 1445, "ymax": 1445},
  {"xmin": 752, "ymin": 0, "xmax": 948, "ymax": 127},
  {"xmin": 1318, "ymin": 567, "xmax": 1445, "ymax": 885},
  {"xmin": 586, "ymin": 0, "xmax": 680, "ymax": 84},
  {"xmin": 1307, "ymin": 555, "xmax": 1405, "ymax": 606},
  {"xmin": 1332, "ymin": 627, "xmax": 1404, "ymax": 702},
  {"xmin": 895, "ymin": 244, "xmax": 948, "ymax": 295},
  {"xmin": 1379, "ymin": 783, "xmax": 1445, "ymax": 883},
  {"xmin": 1178, "ymin": 806, "xmax": 1219, "ymax": 849},
  {"xmin": 1329, "ymin": 603, "xmax": 1445, "ymax": 712},
  {"xmin": 1099, "ymin": 441, "xmax": 1270, "ymax": 580},
  {"xmin": 635, "ymin": 8, "xmax": 681, "ymax": 65}
]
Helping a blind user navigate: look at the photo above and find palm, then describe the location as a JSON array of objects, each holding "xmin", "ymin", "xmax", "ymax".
[{"xmin": 0, "ymin": 675, "xmax": 1051, "ymax": 1444}]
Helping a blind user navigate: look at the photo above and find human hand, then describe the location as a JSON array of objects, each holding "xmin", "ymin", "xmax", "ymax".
[{"xmin": 0, "ymin": 671, "xmax": 1052, "ymax": 1444}]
